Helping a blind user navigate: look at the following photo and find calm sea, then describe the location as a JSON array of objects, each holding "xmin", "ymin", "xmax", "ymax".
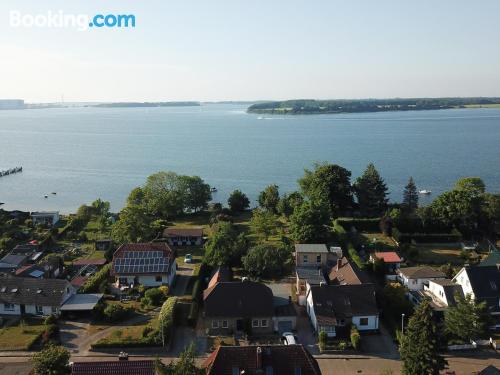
[{"xmin": 0, "ymin": 104, "xmax": 499, "ymax": 213}]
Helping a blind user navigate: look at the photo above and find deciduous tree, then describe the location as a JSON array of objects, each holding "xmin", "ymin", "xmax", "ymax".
[
  {"xmin": 228, "ymin": 189, "xmax": 250, "ymax": 212},
  {"xmin": 32, "ymin": 344, "xmax": 70, "ymax": 375},
  {"xmin": 258, "ymin": 184, "xmax": 280, "ymax": 213},
  {"xmin": 444, "ymin": 294, "xmax": 488, "ymax": 342}
]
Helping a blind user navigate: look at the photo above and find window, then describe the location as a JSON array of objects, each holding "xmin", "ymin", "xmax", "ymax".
[
  {"xmin": 338, "ymin": 319, "xmax": 345, "ymax": 326},
  {"xmin": 212, "ymin": 320, "xmax": 219, "ymax": 329},
  {"xmin": 359, "ymin": 317, "xmax": 369, "ymax": 326},
  {"xmin": 222, "ymin": 320, "xmax": 228, "ymax": 328},
  {"xmin": 66, "ymin": 287, "xmax": 70, "ymax": 294},
  {"xmin": 252, "ymin": 319, "xmax": 259, "ymax": 328},
  {"xmin": 155, "ymin": 275, "xmax": 162, "ymax": 282},
  {"xmin": 36, "ymin": 305, "xmax": 43, "ymax": 315},
  {"xmin": 316, "ymin": 254, "xmax": 321, "ymax": 263},
  {"xmin": 303, "ymin": 255, "xmax": 308, "ymax": 263},
  {"xmin": 3, "ymin": 303, "xmax": 14, "ymax": 311},
  {"xmin": 51, "ymin": 306, "xmax": 57, "ymax": 314},
  {"xmin": 261, "ymin": 319, "xmax": 268, "ymax": 327}
]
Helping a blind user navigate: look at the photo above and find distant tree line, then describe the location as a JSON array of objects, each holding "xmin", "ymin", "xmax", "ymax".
[{"xmin": 247, "ymin": 97, "xmax": 500, "ymax": 114}]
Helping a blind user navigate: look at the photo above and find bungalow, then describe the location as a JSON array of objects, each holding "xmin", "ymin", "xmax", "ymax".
[
  {"xmin": 397, "ymin": 266, "xmax": 446, "ymax": 291},
  {"xmin": 295, "ymin": 244, "xmax": 335, "ymax": 267},
  {"xmin": 306, "ymin": 283, "xmax": 379, "ymax": 337},
  {"xmin": 112, "ymin": 243, "xmax": 176, "ymax": 288},
  {"xmin": 453, "ymin": 265, "xmax": 500, "ymax": 329},
  {"xmin": 203, "ymin": 345, "xmax": 322, "ymax": 375},
  {"xmin": 203, "ymin": 280, "xmax": 274, "ymax": 335},
  {"xmin": 370, "ymin": 251, "xmax": 402, "ymax": 273},
  {"xmin": 0, "ymin": 276, "xmax": 75, "ymax": 316},
  {"xmin": 95, "ymin": 239, "xmax": 112, "ymax": 251},
  {"xmin": 329, "ymin": 257, "xmax": 369, "ymax": 285},
  {"xmin": 163, "ymin": 227, "xmax": 203, "ymax": 246},
  {"xmin": 31, "ymin": 211, "xmax": 60, "ymax": 226}
]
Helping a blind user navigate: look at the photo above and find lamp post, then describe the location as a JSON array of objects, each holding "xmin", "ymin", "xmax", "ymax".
[{"xmin": 401, "ymin": 313, "xmax": 405, "ymax": 334}]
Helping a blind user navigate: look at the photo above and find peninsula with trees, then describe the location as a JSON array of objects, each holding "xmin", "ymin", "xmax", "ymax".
[{"xmin": 247, "ymin": 97, "xmax": 500, "ymax": 115}]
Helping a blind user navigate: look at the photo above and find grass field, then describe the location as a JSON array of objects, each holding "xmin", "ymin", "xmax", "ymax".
[
  {"xmin": 360, "ymin": 232, "xmax": 397, "ymax": 251},
  {"xmin": 463, "ymin": 104, "xmax": 500, "ymax": 108},
  {"xmin": 413, "ymin": 245, "xmax": 464, "ymax": 265},
  {"xmin": 0, "ymin": 319, "xmax": 45, "ymax": 351},
  {"xmin": 94, "ymin": 316, "xmax": 158, "ymax": 346}
]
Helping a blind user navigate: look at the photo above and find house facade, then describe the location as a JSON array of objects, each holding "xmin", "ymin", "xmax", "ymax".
[
  {"xmin": 397, "ymin": 266, "xmax": 446, "ymax": 291},
  {"xmin": 203, "ymin": 280, "xmax": 274, "ymax": 335},
  {"xmin": 422, "ymin": 279, "xmax": 464, "ymax": 309},
  {"xmin": 31, "ymin": 211, "xmax": 60, "ymax": 226},
  {"xmin": 453, "ymin": 265, "xmax": 500, "ymax": 329},
  {"xmin": 306, "ymin": 283, "xmax": 379, "ymax": 337},
  {"xmin": 163, "ymin": 227, "xmax": 203, "ymax": 246},
  {"xmin": 329, "ymin": 257, "xmax": 369, "ymax": 285},
  {"xmin": 0, "ymin": 276, "xmax": 75, "ymax": 316},
  {"xmin": 295, "ymin": 244, "xmax": 334, "ymax": 267},
  {"xmin": 112, "ymin": 243, "xmax": 176, "ymax": 288}
]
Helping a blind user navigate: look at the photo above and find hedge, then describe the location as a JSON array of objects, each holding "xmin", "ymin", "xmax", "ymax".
[
  {"xmin": 158, "ymin": 297, "xmax": 177, "ymax": 345},
  {"xmin": 393, "ymin": 229, "xmax": 462, "ymax": 244},
  {"xmin": 336, "ymin": 218, "xmax": 381, "ymax": 232},
  {"xmin": 79, "ymin": 263, "xmax": 111, "ymax": 293}
]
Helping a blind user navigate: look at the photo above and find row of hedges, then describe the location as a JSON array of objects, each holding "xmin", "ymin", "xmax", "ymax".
[
  {"xmin": 393, "ymin": 228, "xmax": 462, "ymax": 244},
  {"xmin": 79, "ymin": 263, "xmax": 111, "ymax": 293},
  {"xmin": 158, "ymin": 297, "xmax": 177, "ymax": 345},
  {"xmin": 333, "ymin": 220, "xmax": 366, "ymax": 269},
  {"xmin": 336, "ymin": 218, "xmax": 381, "ymax": 232}
]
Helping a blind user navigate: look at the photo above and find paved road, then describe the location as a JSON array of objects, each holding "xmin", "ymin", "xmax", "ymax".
[{"xmin": 171, "ymin": 264, "xmax": 195, "ymax": 296}]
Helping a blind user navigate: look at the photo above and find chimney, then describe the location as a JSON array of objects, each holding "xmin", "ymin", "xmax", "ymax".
[
  {"xmin": 337, "ymin": 258, "xmax": 342, "ymax": 270},
  {"xmin": 256, "ymin": 346, "xmax": 263, "ymax": 369}
]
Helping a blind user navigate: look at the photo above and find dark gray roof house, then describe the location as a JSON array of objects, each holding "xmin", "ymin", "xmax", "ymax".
[{"xmin": 0, "ymin": 276, "xmax": 72, "ymax": 307}]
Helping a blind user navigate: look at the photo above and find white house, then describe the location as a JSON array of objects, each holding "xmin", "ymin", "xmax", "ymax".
[
  {"xmin": 112, "ymin": 243, "xmax": 177, "ymax": 288},
  {"xmin": 306, "ymin": 283, "xmax": 379, "ymax": 337},
  {"xmin": 0, "ymin": 276, "xmax": 75, "ymax": 316},
  {"xmin": 422, "ymin": 279, "xmax": 464, "ymax": 309},
  {"xmin": 31, "ymin": 211, "xmax": 60, "ymax": 226},
  {"xmin": 163, "ymin": 227, "xmax": 203, "ymax": 246},
  {"xmin": 397, "ymin": 266, "xmax": 446, "ymax": 291}
]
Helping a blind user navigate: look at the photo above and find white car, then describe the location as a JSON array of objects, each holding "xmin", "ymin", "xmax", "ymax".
[
  {"xmin": 184, "ymin": 254, "xmax": 193, "ymax": 263},
  {"xmin": 281, "ymin": 332, "xmax": 297, "ymax": 345}
]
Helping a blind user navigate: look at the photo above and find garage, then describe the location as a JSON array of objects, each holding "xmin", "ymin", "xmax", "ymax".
[{"xmin": 278, "ymin": 320, "xmax": 293, "ymax": 334}]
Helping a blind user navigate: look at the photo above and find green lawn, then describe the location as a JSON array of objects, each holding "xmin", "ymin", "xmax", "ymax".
[
  {"xmin": 360, "ymin": 232, "xmax": 397, "ymax": 251},
  {"xmin": 0, "ymin": 319, "xmax": 45, "ymax": 351},
  {"xmin": 93, "ymin": 316, "xmax": 158, "ymax": 346}
]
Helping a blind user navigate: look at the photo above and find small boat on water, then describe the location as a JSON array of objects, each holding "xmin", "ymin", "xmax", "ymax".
[
  {"xmin": 44, "ymin": 195, "xmax": 48, "ymax": 198},
  {"xmin": 210, "ymin": 187, "xmax": 217, "ymax": 193},
  {"xmin": 51, "ymin": 192, "xmax": 57, "ymax": 195},
  {"xmin": 419, "ymin": 190, "xmax": 432, "ymax": 195}
]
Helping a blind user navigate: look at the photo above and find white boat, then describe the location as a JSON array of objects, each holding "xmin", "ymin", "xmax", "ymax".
[{"xmin": 419, "ymin": 190, "xmax": 432, "ymax": 195}]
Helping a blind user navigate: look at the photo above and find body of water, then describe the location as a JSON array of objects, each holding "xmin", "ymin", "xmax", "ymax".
[{"xmin": 0, "ymin": 104, "xmax": 499, "ymax": 213}]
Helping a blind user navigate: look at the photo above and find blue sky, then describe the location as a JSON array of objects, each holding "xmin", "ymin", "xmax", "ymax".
[{"xmin": 1, "ymin": 1, "xmax": 499, "ymax": 102}]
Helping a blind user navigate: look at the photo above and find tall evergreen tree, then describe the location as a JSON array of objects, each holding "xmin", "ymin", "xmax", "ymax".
[
  {"xmin": 400, "ymin": 299, "xmax": 447, "ymax": 375},
  {"xmin": 403, "ymin": 177, "xmax": 419, "ymax": 211},
  {"xmin": 354, "ymin": 163, "xmax": 388, "ymax": 216}
]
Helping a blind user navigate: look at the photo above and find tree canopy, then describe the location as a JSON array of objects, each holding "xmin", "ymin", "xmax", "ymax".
[
  {"xmin": 242, "ymin": 244, "xmax": 292, "ymax": 278},
  {"xmin": 354, "ymin": 163, "xmax": 388, "ymax": 216},
  {"xmin": 289, "ymin": 201, "xmax": 329, "ymax": 242},
  {"xmin": 204, "ymin": 221, "xmax": 247, "ymax": 267},
  {"xmin": 32, "ymin": 344, "xmax": 70, "ymax": 375},
  {"xmin": 403, "ymin": 177, "xmax": 418, "ymax": 212},
  {"xmin": 299, "ymin": 163, "xmax": 353, "ymax": 217},
  {"xmin": 249, "ymin": 208, "xmax": 279, "ymax": 240},
  {"xmin": 258, "ymin": 184, "xmax": 280, "ymax": 213},
  {"xmin": 228, "ymin": 189, "xmax": 250, "ymax": 212},
  {"xmin": 444, "ymin": 294, "xmax": 488, "ymax": 342}
]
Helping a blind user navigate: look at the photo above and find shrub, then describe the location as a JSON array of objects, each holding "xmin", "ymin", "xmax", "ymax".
[
  {"xmin": 319, "ymin": 330, "xmax": 327, "ymax": 351},
  {"xmin": 142, "ymin": 325, "xmax": 154, "ymax": 338},
  {"xmin": 103, "ymin": 304, "xmax": 132, "ymax": 322},
  {"xmin": 44, "ymin": 314, "xmax": 58, "ymax": 325},
  {"xmin": 350, "ymin": 325, "xmax": 361, "ymax": 350},
  {"xmin": 41, "ymin": 324, "xmax": 59, "ymax": 345},
  {"xmin": 143, "ymin": 288, "xmax": 166, "ymax": 306},
  {"xmin": 338, "ymin": 341, "xmax": 347, "ymax": 350}
]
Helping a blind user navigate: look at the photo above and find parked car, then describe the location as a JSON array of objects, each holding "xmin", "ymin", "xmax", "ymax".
[
  {"xmin": 281, "ymin": 332, "xmax": 298, "ymax": 345},
  {"xmin": 184, "ymin": 254, "xmax": 193, "ymax": 263}
]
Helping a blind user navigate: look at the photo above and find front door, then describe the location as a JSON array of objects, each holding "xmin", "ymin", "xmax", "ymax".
[{"xmin": 20, "ymin": 304, "xmax": 25, "ymax": 315}]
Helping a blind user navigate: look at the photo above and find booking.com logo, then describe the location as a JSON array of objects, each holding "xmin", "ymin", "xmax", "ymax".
[{"xmin": 9, "ymin": 10, "xmax": 136, "ymax": 31}]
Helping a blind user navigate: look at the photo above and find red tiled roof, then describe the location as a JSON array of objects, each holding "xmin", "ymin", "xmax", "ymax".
[
  {"xmin": 329, "ymin": 257, "xmax": 369, "ymax": 285},
  {"xmin": 373, "ymin": 251, "xmax": 401, "ymax": 263},
  {"xmin": 204, "ymin": 345, "xmax": 322, "ymax": 375},
  {"xmin": 163, "ymin": 227, "xmax": 203, "ymax": 237},
  {"xmin": 73, "ymin": 258, "xmax": 107, "ymax": 266},
  {"xmin": 71, "ymin": 360, "xmax": 156, "ymax": 375},
  {"xmin": 71, "ymin": 276, "xmax": 88, "ymax": 288}
]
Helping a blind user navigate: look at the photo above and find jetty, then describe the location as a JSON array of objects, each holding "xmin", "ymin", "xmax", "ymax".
[{"xmin": 0, "ymin": 166, "xmax": 22, "ymax": 177}]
